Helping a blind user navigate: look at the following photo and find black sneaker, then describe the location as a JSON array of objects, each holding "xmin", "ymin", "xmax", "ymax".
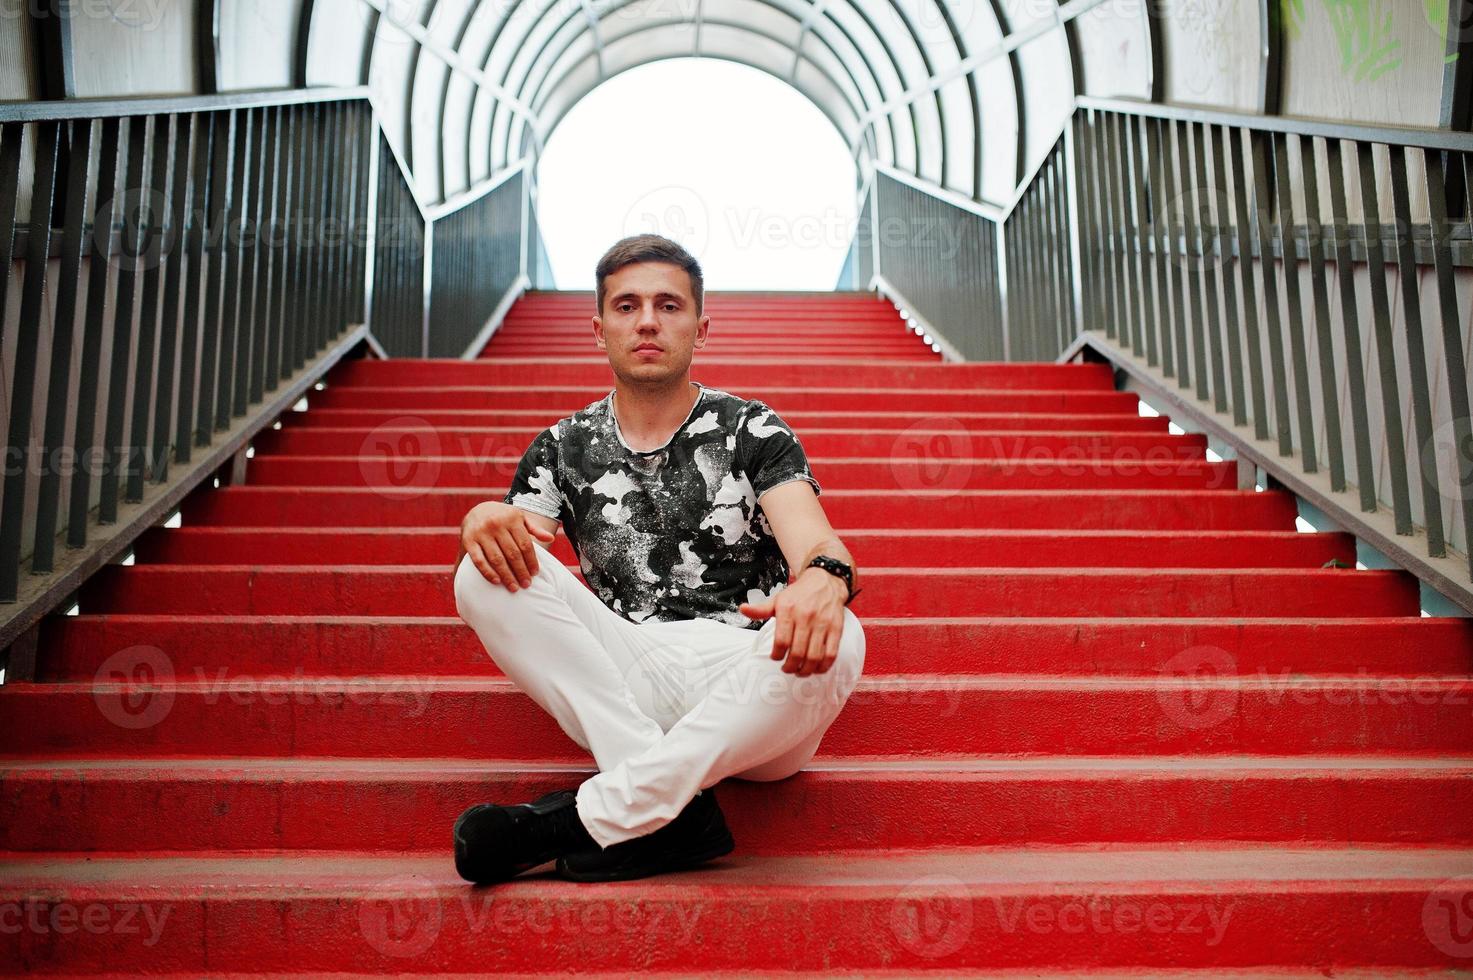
[
  {"xmin": 453, "ymin": 789, "xmax": 599, "ymax": 884},
  {"xmin": 555, "ymin": 787, "xmax": 736, "ymax": 882}
]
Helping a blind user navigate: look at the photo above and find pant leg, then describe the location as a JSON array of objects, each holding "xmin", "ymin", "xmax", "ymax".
[
  {"xmin": 453, "ymin": 543, "xmax": 690, "ymax": 772},
  {"xmin": 574, "ymin": 606, "xmax": 866, "ymax": 848}
]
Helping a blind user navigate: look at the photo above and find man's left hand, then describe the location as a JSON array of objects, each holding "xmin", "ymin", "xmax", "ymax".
[{"xmin": 739, "ymin": 569, "xmax": 849, "ymax": 677}]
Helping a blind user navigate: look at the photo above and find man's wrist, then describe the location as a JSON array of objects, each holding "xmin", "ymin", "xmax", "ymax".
[{"xmin": 802, "ymin": 564, "xmax": 852, "ymax": 600}]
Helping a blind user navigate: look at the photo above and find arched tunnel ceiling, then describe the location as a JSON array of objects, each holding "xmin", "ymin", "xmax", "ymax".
[{"xmin": 313, "ymin": 0, "xmax": 1101, "ymax": 206}]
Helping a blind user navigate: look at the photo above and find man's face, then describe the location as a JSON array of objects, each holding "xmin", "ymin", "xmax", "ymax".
[{"xmin": 593, "ymin": 261, "xmax": 709, "ymax": 384}]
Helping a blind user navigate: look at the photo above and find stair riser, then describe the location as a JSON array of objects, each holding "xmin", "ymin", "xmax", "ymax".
[
  {"xmin": 129, "ymin": 527, "xmax": 1348, "ymax": 568},
  {"xmin": 310, "ymin": 388, "xmax": 1142, "ymax": 412},
  {"xmin": 327, "ymin": 361, "xmax": 1116, "ymax": 388},
  {"xmin": 4, "ymin": 682, "xmax": 1470, "ymax": 757},
  {"xmin": 284, "ymin": 411, "xmax": 1171, "ymax": 433},
  {"xmin": 5, "ymin": 768, "xmax": 1470, "ymax": 852},
  {"xmin": 253, "ymin": 429, "xmax": 1206, "ymax": 458},
  {"xmin": 39, "ymin": 616, "xmax": 1471, "ymax": 681},
  {"xmin": 78, "ymin": 567, "xmax": 1416, "ymax": 617},
  {"xmin": 0, "ymin": 886, "xmax": 1460, "ymax": 972},
  {"xmin": 176, "ymin": 489, "xmax": 1299, "ymax": 530},
  {"xmin": 243, "ymin": 457, "xmax": 1232, "ymax": 492}
]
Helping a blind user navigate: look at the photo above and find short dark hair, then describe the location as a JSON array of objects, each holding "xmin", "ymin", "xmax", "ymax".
[{"xmin": 595, "ymin": 234, "xmax": 704, "ymax": 318}]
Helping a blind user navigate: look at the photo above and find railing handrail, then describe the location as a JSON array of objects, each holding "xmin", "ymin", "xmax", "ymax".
[
  {"xmin": 1078, "ymin": 94, "xmax": 1473, "ymax": 153},
  {"xmin": 0, "ymin": 85, "xmax": 371, "ymax": 123}
]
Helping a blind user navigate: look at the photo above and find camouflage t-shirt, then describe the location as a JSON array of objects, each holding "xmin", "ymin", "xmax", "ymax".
[{"xmin": 503, "ymin": 381, "xmax": 822, "ymax": 629}]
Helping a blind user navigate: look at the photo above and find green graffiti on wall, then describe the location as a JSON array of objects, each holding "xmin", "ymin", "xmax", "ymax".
[{"xmin": 1280, "ymin": 0, "xmax": 1404, "ymax": 81}]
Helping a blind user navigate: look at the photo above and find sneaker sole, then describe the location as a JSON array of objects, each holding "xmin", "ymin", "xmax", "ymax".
[{"xmin": 555, "ymin": 829, "xmax": 736, "ymax": 883}]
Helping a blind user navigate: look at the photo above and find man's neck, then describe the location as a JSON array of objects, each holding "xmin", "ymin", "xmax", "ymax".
[{"xmin": 612, "ymin": 378, "xmax": 700, "ymax": 452}]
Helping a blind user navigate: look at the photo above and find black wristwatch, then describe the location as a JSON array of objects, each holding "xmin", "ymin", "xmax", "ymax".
[{"xmin": 806, "ymin": 555, "xmax": 861, "ymax": 605}]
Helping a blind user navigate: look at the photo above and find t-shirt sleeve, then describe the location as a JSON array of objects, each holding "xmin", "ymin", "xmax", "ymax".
[
  {"xmin": 740, "ymin": 400, "xmax": 822, "ymax": 500},
  {"xmin": 504, "ymin": 425, "xmax": 565, "ymax": 520}
]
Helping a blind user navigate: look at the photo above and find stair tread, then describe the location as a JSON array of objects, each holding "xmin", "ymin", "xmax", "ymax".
[
  {"xmin": 3, "ymin": 845, "xmax": 1470, "ymax": 893},
  {"xmin": 6, "ymin": 753, "xmax": 1473, "ymax": 775}
]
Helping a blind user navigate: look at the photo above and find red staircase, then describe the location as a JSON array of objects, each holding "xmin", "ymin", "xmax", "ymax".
[{"xmin": 3, "ymin": 289, "xmax": 1472, "ymax": 973}]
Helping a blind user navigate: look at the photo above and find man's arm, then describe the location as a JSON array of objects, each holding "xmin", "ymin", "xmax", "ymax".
[{"xmin": 737, "ymin": 479, "xmax": 857, "ymax": 676}]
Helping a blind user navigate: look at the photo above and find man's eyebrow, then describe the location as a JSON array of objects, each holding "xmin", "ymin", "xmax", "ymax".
[{"xmin": 610, "ymin": 292, "xmax": 685, "ymax": 303}]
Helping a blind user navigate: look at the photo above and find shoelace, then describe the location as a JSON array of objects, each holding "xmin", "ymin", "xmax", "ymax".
[{"xmin": 520, "ymin": 800, "xmax": 584, "ymax": 854}]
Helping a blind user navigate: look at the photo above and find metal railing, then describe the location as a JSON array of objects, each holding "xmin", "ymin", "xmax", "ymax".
[
  {"xmin": 851, "ymin": 138, "xmax": 1073, "ymax": 363},
  {"xmin": 368, "ymin": 137, "xmax": 535, "ymax": 358},
  {"xmin": 845, "ymin": 101, "xmax": 1473, "ymax": 608},
  {"xmin": 0, "ymin": 85, "xmax": 553, "ymax": 663},
  {"xmin": 1069, "ymin": 98, "xmax": 1473, "ymax": 594}
]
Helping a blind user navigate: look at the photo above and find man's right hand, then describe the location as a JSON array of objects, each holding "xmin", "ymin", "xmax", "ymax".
[{"xmin": 456, "ymin": 501, "xmax": 557, "ymax": 592}]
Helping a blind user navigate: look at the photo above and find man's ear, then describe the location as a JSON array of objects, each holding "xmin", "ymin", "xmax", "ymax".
[
  {"xmin": 592, "ymin": 315, "xmax": 605, "ymax": 349},
  {"xmin": 694, "ymin": 315, "xmax": 710, "ymax": 348}
]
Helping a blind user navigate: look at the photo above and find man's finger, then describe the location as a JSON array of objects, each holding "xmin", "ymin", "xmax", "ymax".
[
  {"xmin": 468, "ymin": 542, "xmax": 499, "ymax": 587},
  {"xmin": 511, "ymin": 526, "xmax": 541, "ymax": 577},
  {"xmin": 819, "ymin": 622, "xmax": 840, "ymax": 674},
  {"xmin": 478, "ymin": 536, "xmax": 517, "ymax": 590},
  {"xmin": 495, "ymin": 527, "xmax": 533, "ymax": 587},
  {"xmin": 786, "ymin": 618, "xmax": 812, "ymax": 675},
  {"xmin": 770, "ymin": 611, "xmax": 794, "ymax": 662}
]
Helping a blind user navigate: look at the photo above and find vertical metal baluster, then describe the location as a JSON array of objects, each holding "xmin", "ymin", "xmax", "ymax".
[
  {"xmin": 299, "ymin": 102, "xmax": 324, "ymax": 367},
  {"xmin": 224, "ymin": 107, "xmax": 253, "ymax": 423},
  {"xmin": 268, "ymin": 105, "xmax": 293, "ymax": 391},
  {"xmin": 1090, "ymin": 113, "xmax": 1118, "ymax": 341},
  {"xmin": 1191, "ymin": 120, "xmax": 1227, "ymax": 412},
  {"xmin": 240, "ymin": 107, "xmax": 268, "ymax": 408},
  {"xmin": 1386, "ymin": 144, "xmax": 1444, "ymax": 553},
  {"xmin": 0, "ymin": 120, "xmax": 60, "ymax": 600},
  {"xmin": 1299, "ymin": 135, "xmax": 1346, "ymax": 490},
  {"xmin": 1356, "ymin": 140, "xmax": 1413, "ymax": 534},
  {"xmin": 1424, "ymin": 148, "xmax": 1473, "ymax": 578},
  {"xmin": 251, "ymin": 106, "xmax": 279, "ymax": 402},
  {"xmin": 277, "ymin": 105, "xmax": 302, "ymax": 385},
  {"xmin": 1271, "ymin": 132, "xmax": 1319, "ymax": 470},
  {"xmin": 126, "ymin": 114, "xmax": 174, "ymax": 502},
  {"xmin": 150, "ymin": 112, "xmax": 192, "ymax": 480},
  {"xmin": 1210, "ymin": 124, "xmax": 1247, "ymax": 425},
  {"xmin": 1160, "ymin": 119, "xmax": 1190, "ymax": 382},
  {"xmin": 1250, "ymin": 130, "xmax": 1293, "ymax": 455},
  {"xmin": 0, "ymin": 124, "xmax": 22, "ymax": 352},
  {"xmin": 1117, "ymin": 113, "xmax": 1147, "ymax": 357},
  {"xmin": 33, "ymin": 119, "xmax": 95, "ymax": 572},
  {"xmin": 1324, "ymin": 138, "xmax": 1377, "ymax": 510},
  {"xmin": 1073, "ymin": 113, "xmax": 1100, "ymax": 331},
  {"xmin": 166, "ymin": 113, "xmax": 202, "ymax": 468},
  {"xmin": 1229, "ymin": 126, "xmax": 1268, "ymax": 438},
  {"xmin": 101, "ymin": 117, "xmax": 147, "ymax": 522},
  {"xmin": 1100, "ymin": 112, "xmax": 1129, "ymax": 344},
  {"xmin": 69, "ymin": 117, "xmax": 121, "ymax": 546},
  {"xmin": 197, "ymin": 109, "xmax": 233, "ymax": 442},
  {"xmin": 1125, "ymin": 117, "xmax": 1158, "ymax": 367},
  {"xmin": 1177, "ymin": 122, "xmax": 1208, "ymax": 400},
  {"xmin": 1146, "ymin": 118, "xmax": 1176, "ymax": 376}
]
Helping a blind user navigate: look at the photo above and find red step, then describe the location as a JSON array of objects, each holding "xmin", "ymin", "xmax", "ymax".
[
  {"xmin": 326, "ymin": 358, "xmax": 1117, "ymax": 389},
  {"xmin": 309, "ymin": 384, "xmax": 1143, "ymax": 413},
  {"xmin": 5, "ymin": 756, "xmax": 1471, "ymax": 852},
  {"xmin": 36, "ymin": 615, "xmax": 1473, "ymax": 680},
  {"xmin": 130, "ymin": 526, "xmax": 1347, "ymax": 567},
  {"xmin": 4, "ymin": 674, "xmax": 1471, "ymax": 758},
  {"xmin": 74, "ymin": 565, "xmax": 1421, "ymax": 617},
  {"xmin": 176, "ymin": 487, "xmax": 1298, "ymax": 530},
  {"xmin": 3, "ymin": 848, "xmax": 1471, "ymax": 972},
  {"xmin": 249, "ymin": 454, "xmax": 1235, "ymax": 492}
]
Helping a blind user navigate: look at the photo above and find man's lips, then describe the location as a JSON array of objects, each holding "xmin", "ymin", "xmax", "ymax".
[{"xmin": 634, "ymin": 345, "xmax": 662, "ymax": 353}]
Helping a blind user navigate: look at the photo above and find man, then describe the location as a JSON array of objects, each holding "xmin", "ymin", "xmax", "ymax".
[{"xmin": 451, "ymin": 233, "xmax": 866, "ymax": 884}]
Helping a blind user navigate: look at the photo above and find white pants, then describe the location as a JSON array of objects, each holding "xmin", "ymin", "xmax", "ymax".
[{"xmin": 453, "ymin": 542, "xmax": 867, "ymax": 849}]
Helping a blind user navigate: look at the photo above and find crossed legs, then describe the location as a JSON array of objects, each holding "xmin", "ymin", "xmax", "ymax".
[{"xmin": 453, "ymin": 541, "xmax": 866, "ymax": 849}]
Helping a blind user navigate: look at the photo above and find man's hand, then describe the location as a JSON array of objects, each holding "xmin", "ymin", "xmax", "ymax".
[
  {"xmin": 739, "ymin": 568, "xmax": 849, "ymax": 677},
  {"xmin": 455, "ymin": 501, "xmax": 556, "ymax": 592}
]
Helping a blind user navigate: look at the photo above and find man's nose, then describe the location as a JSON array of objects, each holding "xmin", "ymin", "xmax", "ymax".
[{"xmin": 636, "ymin": 302, "xmax": 660, "ymax": 327}]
